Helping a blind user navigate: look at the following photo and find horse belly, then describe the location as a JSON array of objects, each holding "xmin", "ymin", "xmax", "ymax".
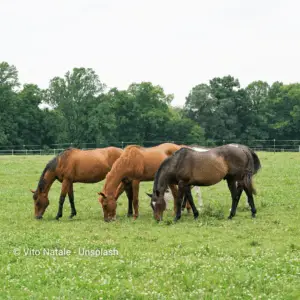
[
  {"xmin": 74, "ymin": 163, "xmax": 109, "ymax": 183},
  {"xmin": 192, "ymin": 158, "xmax": 228, "ymax": 186}
]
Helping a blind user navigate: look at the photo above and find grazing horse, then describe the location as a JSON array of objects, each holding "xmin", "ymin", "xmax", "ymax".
[
  {"xmin": 149, "ymin": 144, "xmax": 261, "ymax": 222},
  {"xmin": 98, "ymin": 143, "xmax": 188, "ymax": 222},
  {"xmin": 31, "ymin": 147, "xmax": 132, "ymax": 220},
  {"xmin": 177, "ymin": 145, "xmax": 249, "ymax": 210}
]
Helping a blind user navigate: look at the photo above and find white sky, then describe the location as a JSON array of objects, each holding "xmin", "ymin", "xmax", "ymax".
[{"xmin": 1, "ymin": 0, "xmax": 299, "ymax": 106}]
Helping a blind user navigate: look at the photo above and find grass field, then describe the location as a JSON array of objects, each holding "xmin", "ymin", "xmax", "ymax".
[{"xmin": 0, "ymin": 152, "xmax": 300, "ymax": 299}]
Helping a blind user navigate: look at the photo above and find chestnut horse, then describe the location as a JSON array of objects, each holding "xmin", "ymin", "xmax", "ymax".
[
  {"xmin": 31, "ymin": 147, "xmax": 132, "ymax": 220},
  {"xmin": 150, "ymin": 144, "xmax": 261, "ymax": 222},
  {"xmin": 98, "ymin": 143, "xmax": 188, "ymax": 222}
]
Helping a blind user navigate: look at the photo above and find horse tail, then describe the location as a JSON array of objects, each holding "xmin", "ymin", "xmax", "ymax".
[
  {"xmin": 249, "ymin": 148, "xmax": 262, "ymax": 174},
  {"xmin": 243, "ymin": 172, "xmax": 257, "ymax": 195},
  {"xmin": 243, "ymin": 147, "xmax": 261, "ymax": 195}
]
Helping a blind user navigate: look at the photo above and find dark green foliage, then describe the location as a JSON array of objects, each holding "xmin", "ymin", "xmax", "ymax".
[{"xmin": 1, "ymin": 61, "xmax": 300, "ymax": 149}]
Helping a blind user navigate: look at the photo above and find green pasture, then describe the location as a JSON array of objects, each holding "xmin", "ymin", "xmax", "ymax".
[{"xmin": 0, "ymin": 152, "xmax": 299, "ymax": 299}]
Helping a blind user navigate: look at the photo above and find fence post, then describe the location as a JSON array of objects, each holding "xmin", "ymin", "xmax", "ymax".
[
  {"xmin": 273, "ymin": 139, "xmax": 275, "ymax": 153},
  {"xmin": 122, "ymin": 141, "xmax": 124, "ymax": 149},
  {"xmin": 12, "ymin": 149, "xmax": 13, "ymax": 156}
]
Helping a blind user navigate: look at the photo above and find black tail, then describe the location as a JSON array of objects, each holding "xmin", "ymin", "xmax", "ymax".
[
  {"xmin": 243, "ymin": 172, "xmax": 257, "ymax": 195},
  {"xmin": 242, "ymin": 147, "xmax": 261, "ymax": 195},
  {"xmin": 249, "ymin": 148, "xmax": 262, "ymax": 174}
]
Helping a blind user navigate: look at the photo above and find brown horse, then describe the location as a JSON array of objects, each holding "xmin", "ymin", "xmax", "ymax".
[
  {"xmin": 31, "ymin": 147, "xmax": 132, "ymax": 220},
  {"xmin": 149, "ymin": 144, "xmax": 261, "ymax": 222},
  {"xmin": 98, "ymin": 143, "xmax": 188, "ymax": 222}
]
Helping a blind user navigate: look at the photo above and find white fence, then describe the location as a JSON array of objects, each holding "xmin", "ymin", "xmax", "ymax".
[
  {"xmin": 0, "ymin": 140, "xmax": 300, "ymax": 155},
  {"xmin": 0, "ymin": 149, "xmax": 65, "ymax": 156}
]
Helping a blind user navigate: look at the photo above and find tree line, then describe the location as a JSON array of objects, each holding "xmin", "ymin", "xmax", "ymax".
[{"xmin": 1, "ymin": 61, "xmax": 299, "ymax": 150}]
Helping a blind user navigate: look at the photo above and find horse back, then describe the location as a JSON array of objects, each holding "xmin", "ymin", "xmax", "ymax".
[{"xmin": 57, "ymin": 148, "xmax": 120, "ymax": 183}]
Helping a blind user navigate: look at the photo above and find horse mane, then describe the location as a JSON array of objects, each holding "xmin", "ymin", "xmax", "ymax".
[
  {"xmin": 153, "ymin": 156, "xmax": 171, "ymax": 192},
  {"xmin": 106, "ymin": 146, "xmax": 145, "ymax": 183},
  {"xmin": 37, "ymin": 157, "xmax": 58, "ymax": 192},
  {"xmin": 153, "ymin": 147, "xmax": 189, "ymax": 192},
  {"xmin": 36, "ymin": 148, "xmax": 73, "ymax": 192}
]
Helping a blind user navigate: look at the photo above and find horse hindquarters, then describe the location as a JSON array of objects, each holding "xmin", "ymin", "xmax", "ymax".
[{"xmin": 227, "ymin": 175, "xmax": 257, "ymax": 219}]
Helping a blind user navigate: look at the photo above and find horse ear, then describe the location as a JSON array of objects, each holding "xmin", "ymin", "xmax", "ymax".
[
  {"xmin": 155, "ymin": 190, "xmax": 160, "ymax": 197},
  {"xmin": 30, "ymin": 189, "xmax": 36, "ymax": 194},
  {"xmin": 146, "ymin": 192, "xmax": 152, "ymax": 198},
  {"xmin": 98, "ymin": 192, "xmax": 106, "ymax": 199}
]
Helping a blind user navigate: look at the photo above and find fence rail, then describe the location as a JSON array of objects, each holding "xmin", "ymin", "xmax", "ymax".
[{"xmin": 0, "ymin": 140, "xmax": 300, "ymax": 155}]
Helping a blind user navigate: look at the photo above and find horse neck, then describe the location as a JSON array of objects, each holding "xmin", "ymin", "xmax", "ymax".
[
  {"xmin": 104, "ymin": 149, "xmax": 143, "ymax": 195},
  {"xmin": 104, "ymin": 170, "xmax": 125, "ymax": 196},
  {"xmin": 154, "ymin": 167, "xmax": 169, "ymax": 195},
  {"xmin": 37, "ymin": 170, "xmax": 56, "ymax": 195}
]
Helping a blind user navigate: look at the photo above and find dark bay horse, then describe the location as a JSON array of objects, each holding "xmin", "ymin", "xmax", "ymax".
[
  {"xmin": 98, "ymin": 143, "xmax": 190, "ymax": 222},
  {"xmin": 149, "ymin": 144, "xmax": 261, "ymax": 222},
  {"xmin": 31, "ymin": 147, "xmax": 132, "ymax": 220}
]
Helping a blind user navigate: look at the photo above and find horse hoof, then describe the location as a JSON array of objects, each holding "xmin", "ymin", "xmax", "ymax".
[
  {"xmin": 55, "ymin": 215, "xmax": 62, "ymax": 220},
  {"xmin": 252, "ymin": 214, "xmax": 256, "ymax": 218},
  {"xmin": 194, "ymin": 213, "xmax": 199, "ymax": 219},
  {"xmin": 228, "ymin": 215, "xmax": 233, "ymax": 220},
  {"xmin": 127, "ymin": 213, "xmax": 133, "ymax": 218}
]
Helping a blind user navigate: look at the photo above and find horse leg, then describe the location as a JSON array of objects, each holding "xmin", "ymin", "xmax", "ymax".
[
  {"xmin": 174, "ymin": 181, "xmax": 185, "ymax": 222},
  {"xmin": 132, "ymin": 180, "xmax": 140, "ymax": 220},
  {"xmin": 169, "ymin": 184, "xmax": 178, "ymax": 216},
  {"xmin": 56, "ymin": 179, "xmax": 70, "ymax": 220},
  {"xmin": 181, "ymin": 195, "xmax": 187, "ymax": 211},
  {"xmin": 68, "ymin": 183, "xmax": 77, "ymax": 218},
  {"xmin": 185, "ymin": 194, "xmax": 192, "ymax": 213},
  {"xmin": 244, "ymin": 185, "xmax": 257, "ymax": 218},
  {"xmin": 227, "ymin": 178, "xmax": 240, "ymax": 219},
  {"xmin": 181, "ymin": 188, "xmax": 192, "ymax": 213},
  {"xmin": 184, "ymin": 186, "xmax": 199, "ymax": 219},
  {"xmin": 123, "ymin": 180, "xmax": 133, "ymax": 217}
]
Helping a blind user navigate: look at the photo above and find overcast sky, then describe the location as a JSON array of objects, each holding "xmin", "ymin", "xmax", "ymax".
[{"xmin": 1, "ymin": 0, "xmax": 299, "ymax": 106}]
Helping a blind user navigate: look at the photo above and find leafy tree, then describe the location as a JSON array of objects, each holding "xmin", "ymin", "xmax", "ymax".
[
  {"xmin": 16, "ymin": 84, "xmax": 44, "ymax": 146},
  {"xmin": 44, "ymin": 67, "xmax": 106, "ymax": 145},
  {"xmin": 0, "ymin": 62, "xmax": 20, "ymax": 146}
]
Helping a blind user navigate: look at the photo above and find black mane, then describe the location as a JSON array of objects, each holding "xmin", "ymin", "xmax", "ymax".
[
  {"xmin": 153, "ymin": 147, "xmax": 189, "ymax": 191},
  {"xmin": 36, "ymin": 148, "xmax": 73, "ymax": 193},
  {"xmin": 37, "ymin": 156, "xmax": 58, "ymax": 192}
]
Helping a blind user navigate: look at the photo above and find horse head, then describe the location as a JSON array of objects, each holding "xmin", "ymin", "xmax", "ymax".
[
  {"xmin": 146, "ymin": 190, "xmax": 166, "ymax": 222},
  {"xmin": 30, "ymin": 188, "xmax": 49, "ymax": 219},
  {"xmin": 98, "ymin": 192, "xmax": 117, "ymax": 222}
]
